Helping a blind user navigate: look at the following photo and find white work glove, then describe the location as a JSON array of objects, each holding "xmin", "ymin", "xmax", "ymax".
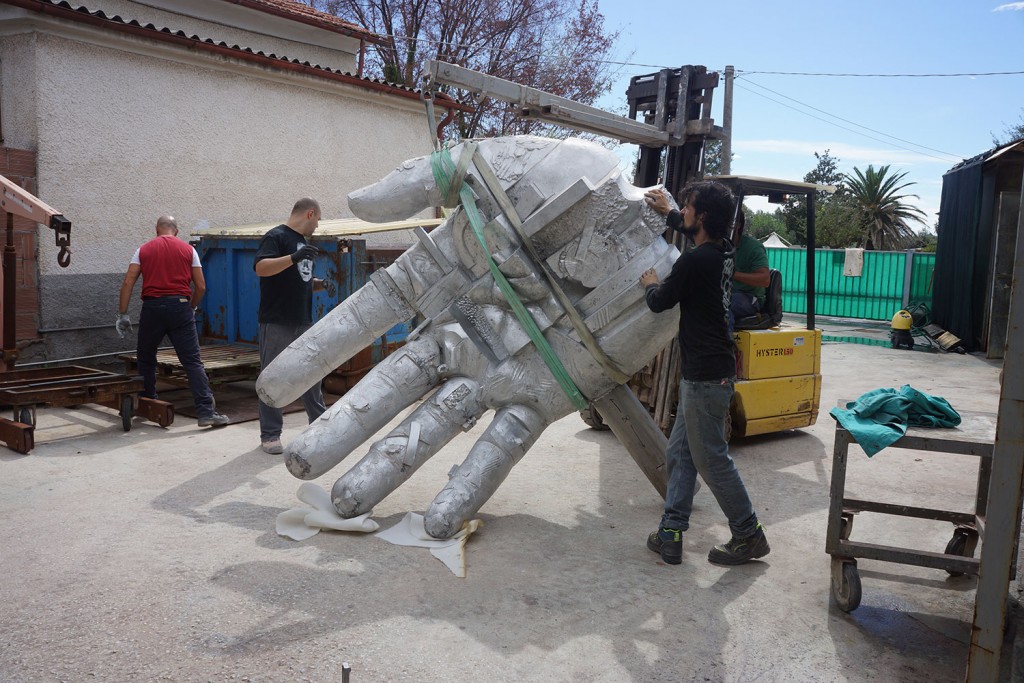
[{"xmin": 115, "ymin": 313, "xmax": 133, "ymax": 339}]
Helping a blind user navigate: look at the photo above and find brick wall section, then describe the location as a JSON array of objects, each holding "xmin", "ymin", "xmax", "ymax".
[{"xmin": 0, "ymin": 147, "xmax": 42, "ymax": 342}]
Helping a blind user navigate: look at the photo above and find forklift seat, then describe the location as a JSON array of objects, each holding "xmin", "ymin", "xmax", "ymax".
[{"xmin": 734, "ymin": 269, "xmax": 783, "ymax": 331}]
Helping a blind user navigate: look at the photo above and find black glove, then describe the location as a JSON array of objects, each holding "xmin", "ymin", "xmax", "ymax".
[{"xmin": 291, "ymin": 243, "xmax": 320, "ymax": 263}]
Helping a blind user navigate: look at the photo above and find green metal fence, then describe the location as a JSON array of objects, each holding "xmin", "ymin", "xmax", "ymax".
[{"xmin": 767, "ymin": 248, "xmax": 935, "ymax": 321}]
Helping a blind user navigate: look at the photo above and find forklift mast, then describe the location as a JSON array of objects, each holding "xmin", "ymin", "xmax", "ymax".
[{"xmin": 626, "ymin": 66, "xmax": 723, "ymax": 195}]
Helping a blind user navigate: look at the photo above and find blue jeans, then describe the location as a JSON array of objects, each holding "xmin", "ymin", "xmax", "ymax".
[
  {"xmin": 258, "ymin": 322, "xmax": 326, "ymax": 442},
  {"xmin": 661, "ymin": 377, "xmax": 759, "ymax": 538},
  {"xmin": 728, "ymin": 291, "xmax": 760, "ymax": 334},
  {"xmin": 137, "ymin": 296, "xmax": 216, "ymax": 419}
]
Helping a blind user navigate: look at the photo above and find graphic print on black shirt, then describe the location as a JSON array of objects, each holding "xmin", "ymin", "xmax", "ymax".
[
  {"xmin": 644, "ymin": 240, "xmax": 736, "ymax": 382},
  {"xmin": 255, "ymin": 224, "xmax": 315, "ymax": 326}
]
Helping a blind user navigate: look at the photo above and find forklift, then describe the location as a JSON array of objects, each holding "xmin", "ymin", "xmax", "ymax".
[{"xmin": 712, "ymin": 175, "xmax": 829, "ymax": 439}]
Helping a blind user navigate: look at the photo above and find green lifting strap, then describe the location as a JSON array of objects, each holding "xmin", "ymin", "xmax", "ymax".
[
  {"xmin": 430, "ymin": 146, "xmax": 589, "ymax": 411},
  {"xmin": 468, "ymin": 147, "xmax": 633, "ymax": 387}
]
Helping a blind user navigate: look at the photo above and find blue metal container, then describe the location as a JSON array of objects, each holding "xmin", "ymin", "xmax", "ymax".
[{"xmin": 191, "ymin": 219, "xmax": 431, "ymax": 362}]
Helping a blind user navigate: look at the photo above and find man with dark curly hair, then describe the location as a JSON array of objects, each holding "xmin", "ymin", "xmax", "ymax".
[{"xmin": 639, "ymin": 181, "xmax": 769, "ymax": 566}]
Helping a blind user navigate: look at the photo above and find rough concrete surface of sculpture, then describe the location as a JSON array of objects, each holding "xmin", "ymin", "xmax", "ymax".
[{"xmin": 256, "ymin": 135, "xmax": 681, "ymax": 538}]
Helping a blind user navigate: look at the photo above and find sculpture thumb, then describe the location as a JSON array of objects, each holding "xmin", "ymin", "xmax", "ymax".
[{"xmin": 347, "ymin": 146, "xmax": 462, "ymax": 222}]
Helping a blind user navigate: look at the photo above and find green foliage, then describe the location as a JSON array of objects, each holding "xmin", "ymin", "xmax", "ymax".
[
  {"xmin": 782, "ymin": 149, "xmax": 846, "ymax": 244},
  {"xmin": 907, "ymin": 229, "xmax": 938, "ymax": 252},
  {"xmin": 703, "ymin": 139, "xmax": 727, "ymax": 177},
  {"xmin": 746, "ymin": 210, "xmax": 788, "ymax": 241},
  {"xmin": 844, "ymin": 165, "xmax": 927, "ymax": 250},
  {"xmin": 814, "ymin": 200, "xmax": 863, "ymax": 249}
]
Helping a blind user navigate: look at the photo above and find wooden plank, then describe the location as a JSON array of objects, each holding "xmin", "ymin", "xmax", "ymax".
[{"xmin": 120, "ymin": 344, "xmax": 262, "ymax": 386}]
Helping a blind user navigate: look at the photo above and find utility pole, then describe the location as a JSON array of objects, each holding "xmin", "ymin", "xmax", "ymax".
[{"xmin": 722, "ymin": 65, "xmax": 734, "ymax": 174}]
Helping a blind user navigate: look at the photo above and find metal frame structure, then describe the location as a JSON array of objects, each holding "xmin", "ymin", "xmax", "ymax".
[{"xmin": 826, "ymin": 407, "xmax": 999, "ymax": 612}]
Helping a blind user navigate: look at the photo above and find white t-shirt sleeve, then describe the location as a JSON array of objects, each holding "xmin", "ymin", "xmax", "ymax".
[
  {"xmin": 191, "ymin": 247, "xmax": 201, "ymax": 268},
  {"xmin": 130, "ymin": 248, "xmax": 141, "ymax": 266}
]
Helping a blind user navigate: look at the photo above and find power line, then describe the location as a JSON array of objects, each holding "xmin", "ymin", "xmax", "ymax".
[
  {"xmin": 732, "ymin": 81, "xmax": 963, "ymax": 164},
  {"xmin": 737, "ymin": 77, "xmax": 969, "ymax": 159},
  {"xmin": 736, "ymin": 69, "xmax": 1024, "ymax": 78}
]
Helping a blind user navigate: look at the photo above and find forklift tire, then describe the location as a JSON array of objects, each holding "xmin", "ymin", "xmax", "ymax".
[
  {"xmin": 724, "ymin": 410, "xmax": 733, "ymax": 443},
  {"xmin": 580, "ymin": 406, "xmax": 610, "ymax": 431}
]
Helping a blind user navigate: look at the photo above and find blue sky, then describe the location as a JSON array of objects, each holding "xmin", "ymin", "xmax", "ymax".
[{"xmin": 592, "ymin": 0, "xmax": 1024, "ymax": 228}]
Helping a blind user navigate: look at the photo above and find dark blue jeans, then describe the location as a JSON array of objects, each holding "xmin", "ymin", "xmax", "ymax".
[
  {"xmin": 137, "ymin": 296, "xmax": 216, "ymax": 419},
  {"xmin": 258, "ymin": 322, "xmax": 326, "ymax": 442},
  {"xmin": 728, "ymin": 291, "xmax": 761, "ymax": 334},
  {"xmin": 661, "ymin": 377, "xmax": 759, "ymax": 538}
]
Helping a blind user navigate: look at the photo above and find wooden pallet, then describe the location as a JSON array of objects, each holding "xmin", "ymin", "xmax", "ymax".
[{"xmin": 120, "ymin": 344, "xmax": 262, "ymax": 386}]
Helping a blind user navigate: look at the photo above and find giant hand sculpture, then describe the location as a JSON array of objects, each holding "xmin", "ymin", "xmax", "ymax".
[{"xmin": 256, "ymin": 136, "xmax": 680, "ymax": 538}]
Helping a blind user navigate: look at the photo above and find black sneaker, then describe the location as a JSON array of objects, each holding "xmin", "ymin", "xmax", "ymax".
[
  {"xmin": 647, "ymin": 527, "xmax": 683, "ymax": 565},
  {"xmin": 708, "ymin": 523, "xmax": 770, "ymax": 565}
]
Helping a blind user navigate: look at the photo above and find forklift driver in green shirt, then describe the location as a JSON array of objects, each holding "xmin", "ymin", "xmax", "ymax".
[{"xmin": 729, "ymin": 211, "xmax": 770, "ymax": 331}]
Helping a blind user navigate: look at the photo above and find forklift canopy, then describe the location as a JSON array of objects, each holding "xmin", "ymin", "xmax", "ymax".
[{"xmin": 707, "ymin": 175, "xmax": 836, "ymax": 331}]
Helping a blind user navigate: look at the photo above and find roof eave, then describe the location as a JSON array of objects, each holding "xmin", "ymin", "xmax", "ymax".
[{"xmin": 217, "ymin": 0, "xmax": 389, "ymax": 47}]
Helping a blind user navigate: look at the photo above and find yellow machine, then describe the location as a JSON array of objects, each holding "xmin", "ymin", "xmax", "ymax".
[
  {"xmin": 714, "ymin": 176, "xmax": 832, "ymax": 440},
  {"xmin": 732, "ymin": 327, "xmax": 822, "ymax": 438}
]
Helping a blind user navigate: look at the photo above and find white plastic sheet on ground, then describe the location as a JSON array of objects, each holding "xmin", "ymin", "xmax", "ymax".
[
  {"xmin": 375, "ymin": 512, "xmax": 482, "ymax": 578},
  {"xmin": 276, "ymin": 482, "xmax": 379, "ymax": 541}
]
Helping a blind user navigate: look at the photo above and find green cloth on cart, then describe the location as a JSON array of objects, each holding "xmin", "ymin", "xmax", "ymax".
[{"xmin": 829, "ymin": 385, "xmax": 961, "ymax": 457}]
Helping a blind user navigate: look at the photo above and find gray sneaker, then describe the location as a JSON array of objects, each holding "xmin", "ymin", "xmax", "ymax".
[
  {"xmin": 198, "ymin": 412, "xmax": 230, "ymax": 428},
  {"xmin": 261, "ymin": 438, "xmax": 284, "ymax": 455}
]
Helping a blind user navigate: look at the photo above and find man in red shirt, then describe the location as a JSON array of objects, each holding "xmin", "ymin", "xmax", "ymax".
[{"xmin": 118, "ymin": 215, "xmax": 229, "ymax": 428}]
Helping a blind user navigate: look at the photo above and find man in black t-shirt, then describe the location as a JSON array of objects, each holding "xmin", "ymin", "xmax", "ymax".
[
  {"xmin": 253, "ymin": 198, "xmax": 329, "ymax": 454},
  {"xmin": 639, "ymin": 181, "xmax": 769, "ymax": 567}
]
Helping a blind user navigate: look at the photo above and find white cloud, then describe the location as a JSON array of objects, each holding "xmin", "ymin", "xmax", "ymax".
[
  {"xmin": 736, "ymin": 139, "xmax": 960, "ymax": 167},
  {"xmin": 993, "ymin": 2, "xmax": 1024, "ymax": 11}
]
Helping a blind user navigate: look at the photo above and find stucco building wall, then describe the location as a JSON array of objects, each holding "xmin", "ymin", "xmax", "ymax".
[{"xmin": 0, "ymin": 3, "xmax": 432, "ymax": 361}]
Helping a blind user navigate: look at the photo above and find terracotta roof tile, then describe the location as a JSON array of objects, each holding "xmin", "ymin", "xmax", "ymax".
[{"xmin": 216, "ymin": 0, "xmax": 379, "ymax": 42}]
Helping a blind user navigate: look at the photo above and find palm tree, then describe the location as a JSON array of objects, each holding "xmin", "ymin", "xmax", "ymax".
[{"xmin": 843, "ymin": 165, "xmax": 927, "ymax": 250}]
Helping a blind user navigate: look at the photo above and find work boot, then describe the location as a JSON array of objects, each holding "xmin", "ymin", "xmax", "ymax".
[
  {"xmin": 198, "ymin": 412, "xmax": 230, "ymax": 428},
  {"xmin": 261, "ymin": 438, "xmax": 284, "ymax": 455},
  {"xmin": 708, "ymin": 523, "xmax": 770, "ymax": 565},
  {"xmin": 647, "ymin": 527, "xmax": 683, "ymax": 565}
]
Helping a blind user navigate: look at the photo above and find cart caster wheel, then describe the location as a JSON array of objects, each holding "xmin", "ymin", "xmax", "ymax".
[
  {"xmin": 120, "ymin": 396, "xmax": 134, "ymax": 432},
  {"xmin": 580, "ymin": 406, "xmax": 610, "ymax": 431},
  {"xmin": 944, "ymin": 529, "xmax": 978, "ymax": 577},
  {"xmin": 839, "ymin": 513, "xmax": 854, "ymax": 541},
  {"xmin": 831, "ymin": 559, "xmax": 861, "ymax": 612},
  {"xmin": 18, "ymin": 407, "xmax": 34, "ymax": 427}
]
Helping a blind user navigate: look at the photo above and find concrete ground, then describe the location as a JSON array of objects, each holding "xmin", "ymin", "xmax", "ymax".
[{"xmin": 1, "ymin": 341, "xmax": 1020, "ymax": 682}]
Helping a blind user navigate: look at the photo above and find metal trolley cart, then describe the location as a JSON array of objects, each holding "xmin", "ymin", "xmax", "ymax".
[
  {"xmin": 0, "ymin": 366, "xmax": 174, "ymax": 454},
  {"xmin": 825, "ymin": 402, "xmax": 1000, "ymax": 611}
]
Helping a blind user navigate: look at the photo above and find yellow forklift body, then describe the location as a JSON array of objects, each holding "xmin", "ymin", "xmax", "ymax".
[
  {"xmin": 734, "ymin": 328, "xmax": 821, "ymax": 379},
  {"xmin": 732, "ymin": 328, "xmax": 822, "ymax": 438}
]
